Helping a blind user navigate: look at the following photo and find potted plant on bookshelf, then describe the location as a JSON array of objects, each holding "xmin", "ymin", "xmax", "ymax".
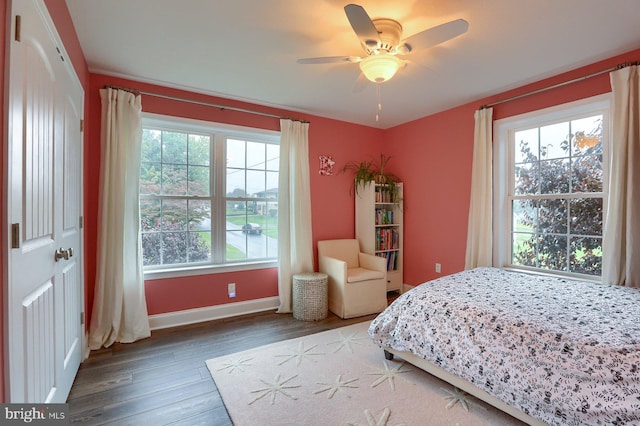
[{"xmin": 342, "ymin": 154, "xmax": 401, "ymax": 202}]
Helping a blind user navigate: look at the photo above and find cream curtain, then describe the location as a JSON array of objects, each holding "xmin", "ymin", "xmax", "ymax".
[
  {"xmin": 464, "ymin": 107, "xmax": 494, "ymax": 269},
  {"xmin": 89, "ymin": 88, "xmax": 151, "ymax": 349},
  {"xmin": 277, "ymin": 119, "xmax": 314, "ymax": 313},
  {"xmin": 602, "ymin": 65, "xmax": 640, "ymax": 288}
]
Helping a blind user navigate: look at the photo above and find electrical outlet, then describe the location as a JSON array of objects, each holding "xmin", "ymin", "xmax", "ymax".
[
  {"xmin": 435, "ymin": 263, "xmax": 441, "ymax": 273},
  {"xmin": 228, "ymin": 283, "xmax": 236, "ymax": 298}
]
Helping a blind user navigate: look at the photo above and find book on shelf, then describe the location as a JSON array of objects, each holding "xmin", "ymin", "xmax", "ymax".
[
  {"xmin": 376, "ymin": 251, "xmax": 398, "ymax": 271},
  {"xmin": 375, "ymin": 228, "xmax": 399, "ymax": 251},
  {"xmin": 374, "ymin": 187, "xmax": 395, "ymax": 203},
  {"xmin": 375, "ymin": 208, "xmax": 394, "ymax": 225}
]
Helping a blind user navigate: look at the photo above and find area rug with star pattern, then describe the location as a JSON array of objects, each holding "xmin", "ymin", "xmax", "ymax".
[{"xmin": 205, "ymin": 321, "xmax": 524, "ymax": 425}]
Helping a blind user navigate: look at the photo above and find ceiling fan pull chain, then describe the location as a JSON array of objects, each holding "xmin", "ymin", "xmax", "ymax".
[{"xmin": 376, "ymin": 83, "xmax": 382, "ymax": 122}]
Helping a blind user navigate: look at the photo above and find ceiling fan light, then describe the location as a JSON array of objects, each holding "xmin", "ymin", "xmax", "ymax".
[{"xmin": 359, "ymin": 54, "xmax": 402, "ymax": 83}]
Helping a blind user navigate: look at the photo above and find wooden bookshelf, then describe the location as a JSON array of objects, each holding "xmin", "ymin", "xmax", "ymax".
[{"xmin": 355, "ymin": 181, "xmax": 403, "ymax": 292}]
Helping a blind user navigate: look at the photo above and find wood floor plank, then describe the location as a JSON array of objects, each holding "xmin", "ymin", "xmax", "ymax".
[
  {"xmin": 72, "ymin": 379, "xmax": 214, "ymax": 424},
  {"xmin": 69, "ymin": 368, "xmax": 203, "ymax": 413},
  {"xmin": 116, "ymin": 391, "xmax": 223, "ymax": 426},
  {"xmin": 72, "ymin": 351, "xmax": 176, "ymax": 385},
  {"xmin": 67, "ymin": 372, "xmax": 132, "ymax": 399},
  {"xmin": 166, "ymin": 407, "xmax": 232, "ymax": 426},
  {"xmin": 68, "ymin": 296, "xmax": 398, "ymax": 425}
]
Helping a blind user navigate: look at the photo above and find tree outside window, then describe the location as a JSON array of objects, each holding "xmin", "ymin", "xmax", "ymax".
[
  {"xmin": 139, "ymin": 121, "xmax": 279, "ymax": 269},
  {"xmin": 511, "ymin": 114, "xmax": 604, "ymax": 276}
]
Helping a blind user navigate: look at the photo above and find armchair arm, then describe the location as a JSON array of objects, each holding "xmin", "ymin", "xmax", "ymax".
[
  {"xmin": 319, "ymin": 255, "xmax": 348, "ymax": 284},
  {"xmin": 359, "ymin": 252, "xmax": 387, "ymax": 273}
]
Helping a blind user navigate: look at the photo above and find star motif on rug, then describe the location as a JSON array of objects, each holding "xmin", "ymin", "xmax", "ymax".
[
  {"xmin": 441, "ymin": 386, "xmax": 484, "ymax": 412},
  {"xmin": 275, "ymin": 341, "xmax": 324, "ymax": 366},
  {"xmin": 347, "ymin": 407, "xmax": 406, "ymax": 426},
  {"xmin": 367, "ymin": 361, "xmax": 411, "ymax": 390},
  {"xmin": 328, "ymin": 330, "xmax": 368, "ymax": 353},
  {"xmin": 314, "ymin": 374, "xmax": 359, "ymax": 399},
  {"xmin": 216, "ymin": 357, "xmax": 253, "ymax": 374},
  {"xmin": 248, "ymin": 373, "xmax": 301, "ymax": 406}
]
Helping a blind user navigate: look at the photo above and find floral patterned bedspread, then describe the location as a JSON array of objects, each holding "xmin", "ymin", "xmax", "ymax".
[{"xmin": 368, "ymin": 267, "xmax": 640, "ymax": 425}]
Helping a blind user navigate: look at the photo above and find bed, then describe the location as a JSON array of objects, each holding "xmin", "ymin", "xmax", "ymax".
[{"xmin": 368, "ymin": 267, "xmax": 640, "ymax": 425}]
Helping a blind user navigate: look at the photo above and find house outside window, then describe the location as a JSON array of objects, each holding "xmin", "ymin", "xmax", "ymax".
[
  {"xmin": 493, "ymin": 95, "xmax": 609, "ymax": 278},
  {"xmin": 139, "ymin": 114, "xmax": 279, "ymax": 276}
]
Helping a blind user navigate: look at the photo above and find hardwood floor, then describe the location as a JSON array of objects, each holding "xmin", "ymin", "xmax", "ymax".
[{"xmin": 67, "ymin": 298, "xmax": 398, "ymax": 425}]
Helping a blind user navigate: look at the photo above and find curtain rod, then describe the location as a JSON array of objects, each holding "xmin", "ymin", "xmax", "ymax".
[
  {"xmin": 104, "ymin": 85, "xmax": 310, "ymax": 124},
  {"xmin": 480, "ymin": 61, "xmax": 639, "ymax": 109}
]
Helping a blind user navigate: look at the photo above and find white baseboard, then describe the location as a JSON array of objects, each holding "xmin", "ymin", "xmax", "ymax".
[
  {"xmin": 148, "ymin": 296, "xmax": 281, "ymax": 331},
  {"xmin": 401, "ymin": 283, "xmax": 415, "ymax": 293}
]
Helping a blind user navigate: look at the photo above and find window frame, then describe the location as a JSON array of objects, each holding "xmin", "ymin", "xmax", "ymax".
[
  {"xmin": 140, "ymin": 113, "xmax": 280, "ymax": 280},
  {"xmin": 492, "ymin": 94, "xmax": 610, "ymax": 280}
]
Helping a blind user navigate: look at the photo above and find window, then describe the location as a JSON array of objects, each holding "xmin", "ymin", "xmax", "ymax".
[
  {"xmin": 494, "ymin": 95, "xmax": 609, "ymax": 277},
  {"xmin": 225, "ymin": 138, "xmax": 279, "ymax": 261},
  {"xmin": 139, "ymin": 115, "xmax": 279, "ymax": 274}
]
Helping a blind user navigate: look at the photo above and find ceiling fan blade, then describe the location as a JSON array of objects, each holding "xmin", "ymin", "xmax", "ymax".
[
  {"xmin": 297, "ymin": 56, "xmax": 361, "ymax": 64},
  {"xmin": 344, "ymin": 4, "xmax": 380, "ymax": 49},
  {"xmin": 401, "ymin": 58, "xmax": 437, "ymax": 76},
  {"xmin": 397, "ymin": 19, "xmax": 468, "ymax": 54},
  {"xmin": 352, "ymin": 72, "xmax": 370, "ymax": 93}
]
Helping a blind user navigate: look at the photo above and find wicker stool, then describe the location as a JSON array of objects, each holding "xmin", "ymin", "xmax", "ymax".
[{"xmin": 293, "ymin": 272, "xmax": 328, "ymax": 321}]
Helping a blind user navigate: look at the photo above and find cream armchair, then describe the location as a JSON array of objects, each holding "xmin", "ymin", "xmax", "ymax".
[{"xmin": 317, "ymin": 239, "xmax": 387, "ymax": 319}]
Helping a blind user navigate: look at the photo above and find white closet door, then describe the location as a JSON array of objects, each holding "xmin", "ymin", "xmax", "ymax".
[{"xmin": 6, "ymin": 0, "xmax": 84, "ymax": 403}]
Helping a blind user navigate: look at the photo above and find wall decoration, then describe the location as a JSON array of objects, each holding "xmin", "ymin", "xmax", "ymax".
[{"xmin": 319, "ymin": 155, "xmax": 335, "ymax": 176}]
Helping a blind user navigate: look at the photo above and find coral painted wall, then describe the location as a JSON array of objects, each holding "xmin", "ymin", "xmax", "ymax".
[
  {"xmin": 84, "ymin": 74, "xmax": 385, "ymax": 318},
  {"xmin": 384, "ymin": 103, "xmax": 477, "ymax": 284},
  {"xmin": 386, "ymin": 48, "xmax": 640, "ymax": 287}
]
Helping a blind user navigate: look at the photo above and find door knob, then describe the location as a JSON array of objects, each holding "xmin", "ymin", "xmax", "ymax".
[
  {"xmin": 55, "ymin": 248, "xmax": 66, "ymax": 262},
  {"xmin": 54, "ymin": 247, "xmax": 74, "ymax": 262}
]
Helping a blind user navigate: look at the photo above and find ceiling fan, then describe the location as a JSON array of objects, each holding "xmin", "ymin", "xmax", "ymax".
[{"xmin": 298, "ymin": 4, "xmax": 468, "ymax": 87}]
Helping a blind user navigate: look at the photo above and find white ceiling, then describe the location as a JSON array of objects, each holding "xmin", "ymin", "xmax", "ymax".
[{"xmin": 65, "ymin": 0, "xmax": 640, "ymax": 129}]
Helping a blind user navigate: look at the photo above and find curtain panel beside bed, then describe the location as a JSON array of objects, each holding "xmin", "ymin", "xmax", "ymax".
[
  {"xmin": 603, "ymin": 65, "xmax": 640, "ymax": 288},
  {"xmin": 465, "ymin": 107, "xmax": 493, "ymax": 270}
]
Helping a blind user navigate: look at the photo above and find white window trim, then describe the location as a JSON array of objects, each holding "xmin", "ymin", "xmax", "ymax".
[
  {"xmin": 142, "ymin": 112, "xmax": 280, "ymax": 146},
  {"xmin": 143, "ymin": 260, "xmax": 278, "ymax": 280},
  {"xmin": 140, "ymin": 113, "xmax": 280, "ymax": 278},
  {"xmin": 492, "ymin": 93, "xmax": 610, "ymax": 281}
]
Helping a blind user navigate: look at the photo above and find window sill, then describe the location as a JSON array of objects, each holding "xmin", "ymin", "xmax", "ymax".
[
  {"xmin": 500, "ymin": 266, "xmax": 602, "ymax": 284},
  {"xmin": 144, "ymin": 260, "xmax": 278, "ymax": 280}
]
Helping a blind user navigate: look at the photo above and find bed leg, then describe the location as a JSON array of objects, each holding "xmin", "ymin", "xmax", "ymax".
[{"xmin": 383, "ymin": 350, "xmax": 394, "ymax": 360}]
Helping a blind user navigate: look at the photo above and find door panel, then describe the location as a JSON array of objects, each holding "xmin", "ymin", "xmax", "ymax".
[
  {"xmin": 62, "ymin": 262, "xmax": 80, "ymax": 365},
  {"xmin": 23, "ymin": 281, "xmax": 55, "ymax": 403},
  {"xmin": 6, "ymin": 0, "xmax": 84, "ymax": 403},
  {"xmin": 23, "ymin": 17, "xmax": 55, "ymax": 243},
  {"xmin": 63, "ymin": 93, "xmax": 82, "ymax": 231}
]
